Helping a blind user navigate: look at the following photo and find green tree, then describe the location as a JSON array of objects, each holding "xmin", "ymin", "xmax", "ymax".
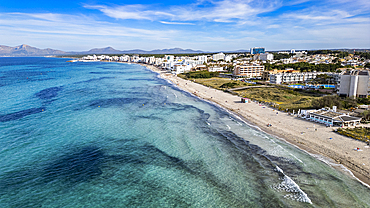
[
  {"xmin": 312, "ymin": 74, "xmax": 333, "ymax": 84},
  {"xmin": 220, "ymin": 82, "xmax": 238, "ymax": 88},
  {"xmin": 355, "ymin": 52, "xmax": 370, "ymax": 59},
  {"xmin": 312, "ymin": 96, "xmax": 342, "ymax": 109},
  {"xmin": 362, "ymin": 110, "xmax": 370, "ymax": 121},
  {"xmin": 182, "ymin": 71, "xmax": 219, "ymax": 79},
  {"xmin": 343, "ymin": 97, "xmax": 358, "ymax": 109},
  {"xmin": 357, "ymin": 97, "xmax": 370, "ymax": 105},
  {"xmin": 272, "ymin": 53, "xmax": 290, "ymax": 60}
]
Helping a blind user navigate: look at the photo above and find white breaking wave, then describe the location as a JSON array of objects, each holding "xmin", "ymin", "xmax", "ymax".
[
  {"xmin": 274, "ymin": 166, "xmax": 313, "ymax": 204},
  {"xmin": 275, "ymin": 165, "xmax": 284, "ymax": 173},
  {"xmin": 289, "ymin": 153, "xmax": 303, "ymax": 164}
]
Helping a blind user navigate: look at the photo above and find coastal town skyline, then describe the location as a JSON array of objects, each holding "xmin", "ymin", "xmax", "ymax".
[{"xmin": 1, "ymin": 0, "xmax": 370, "ymax": 51}]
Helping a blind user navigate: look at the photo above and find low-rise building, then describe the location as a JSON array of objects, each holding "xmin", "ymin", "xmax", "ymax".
[
  {"xmin": 198, "ymin": 55, "xmax": 208, "ymax": 64},
  {"xmin": 192, "ymin": 64, "xmax": 207, "ymax": 71},
  {"xmin": 225, "ymin": 55, "xmax": 233, "ymax": 62},
  {"xmin": 172, "ymin": 64, "xmax": 191, "ymax": 74},
  {"xmin": 164, "ymin": 55, "xmax": 174, "ymax": 63},
  {"xmin": 208, "ymin": 66, "xmax": 224, "ymax": 72},
  {"xmin": 269, "ymin": 72, "xmax": 326, "ymax": 84},
  {"xmin": 270, "ymin": 73, "xmax": 303, "ymax": 84},
  {"xmin": 259, "ymin": 53, "xmax": 274, "ymax": 61},
  {"xmin": 262, "ymin": 68, "xmax": 300, "ymax": 80},
  {"xmin": 299, "ymin": 108, "xmax": 362, "ymax": 127},
  {"xmin": 213, "ymin": 53, "xmax": 225, "ymax": 61}
]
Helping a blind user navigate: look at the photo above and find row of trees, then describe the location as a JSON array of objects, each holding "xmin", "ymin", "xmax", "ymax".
[
  {"xmin": 358, "ymin": 97, "xmax": 370, "ymax": 105},
  {"xmin": 306, "ymin": 50, "xmax": 351, "ymax": 58},
  {"xmin": 312, "ymin": 96, "xmax": 370, "ymax": 109},
  {"xmin": 182, "ymin": 71, "xmax": 219, "ymax": 79},
  {"xmin": 312, "ymin": 96, "xmax": 358, "ymax": 109},
  {"xmin": 307, "ymin": 50, "xmax": 333, "ymax": 55},
  {"xmin": 354, "ymin": 52, "xmax": 370, "ymax": 59},
  {"xmin": 272, "ymin": 53, "xmax": 292, "ymax": 60},
  {"xmin": 220, "ymin": 82, "xmax": 239, "ymax": 88}
]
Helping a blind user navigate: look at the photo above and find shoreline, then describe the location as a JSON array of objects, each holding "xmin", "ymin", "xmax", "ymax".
[{"xmin": 139, "ymin": 63, "xmax": 370, "ymax": 188}]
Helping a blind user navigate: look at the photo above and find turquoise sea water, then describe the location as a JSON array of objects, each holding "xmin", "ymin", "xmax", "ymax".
[{"xmin": 0, "ymin": 57, "xmax": 369, "ymax": 207}]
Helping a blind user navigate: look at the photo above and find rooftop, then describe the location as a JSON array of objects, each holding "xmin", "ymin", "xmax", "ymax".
[{"xmin": 340, "ymin": 116, "xmax": 362, "ymax": 122}]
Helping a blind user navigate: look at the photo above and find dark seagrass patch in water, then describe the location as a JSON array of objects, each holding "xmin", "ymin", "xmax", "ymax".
[
  {"xmin": 0, "ymin": 107, "xmax": 45, "ymax": 122},
  {"xmin": 35, "ymin": 86, "xmax": 63, "ymax": 100},
  {"xmin": 43, "ymin": 146, "xmax": 104, "ymax": 183}
]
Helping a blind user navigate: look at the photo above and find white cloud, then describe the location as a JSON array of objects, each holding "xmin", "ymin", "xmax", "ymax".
[
  {"xmin": 266, "ymin": 24, "xmax": 280, "ymax": 28},
  {"xmin": 84, "ymin": 5, "xmax": 174, "ymax": 20},
  {"xmin": 1, "ymin": 13, "xmax": 174, "ymax": 37},
  {"xmin": 160, "ymin": 21, "xmax": 195, "ymax": 25},
  {"xmin": 281, "ymin": 7, "xmax": 370, "ymax": 26},
  {"xmin": 284, "ymin": 0, "xmax": 311, "ymax": 6},
  {"xmin": 85, "ymin": 0, "xmax": 281, "ymax": 23},
  {"xmin": 0, "ymin": 12, "xmax": 180, "ymax": 50},
  {"xmin": 1, "ymin": 0, "xmax": 369, "ymax": 51}
]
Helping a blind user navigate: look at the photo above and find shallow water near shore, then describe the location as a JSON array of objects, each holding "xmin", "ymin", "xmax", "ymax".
[{"xmin": 0, "ymin": 57, "xmax": 369, "ymax": 207}]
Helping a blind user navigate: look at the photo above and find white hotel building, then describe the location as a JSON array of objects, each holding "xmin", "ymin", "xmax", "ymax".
[
  {"xmin": 269, "ymin": 72, "xmax": 326, "ymax": 84},
  {"xmin": 338, "ymin": 70, "xmax": 370, "ymax": 98},
  {"xmin": 259, "ymin": 53, "xmax": 274, "ymax": 61},
  {"xmin": 213, "ymin": 53, "xmax": 225, "ymax": 61},
  {"xmin": 198, "ymin": 55, "xmax": 208, "ymax": 63}
]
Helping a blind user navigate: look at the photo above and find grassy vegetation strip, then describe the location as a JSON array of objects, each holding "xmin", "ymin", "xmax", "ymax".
[
  {"xmin": 193, "ymin": 78, "xmax": 254, "ymax": 90},
  {"xmin": 233, "ymin": 87, "xmax": 321, "ymax": 111},
  {"xmin": 336, "ymin": 127, "xmax": 370, "ymax": 143},
  {"xmin": 179, "ymin": 71, "xmax": 220, "ymax": 79}
]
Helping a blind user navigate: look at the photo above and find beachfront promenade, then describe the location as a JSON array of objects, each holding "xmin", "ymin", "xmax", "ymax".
[{"xmin": 142, "ymin": 64, "xmax": 370, "ymax": 188}]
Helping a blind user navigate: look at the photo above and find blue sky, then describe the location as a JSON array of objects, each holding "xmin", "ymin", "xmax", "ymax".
[{"xmin": 1, "ymin": 0, "xmax": 369, "ymax": 51}]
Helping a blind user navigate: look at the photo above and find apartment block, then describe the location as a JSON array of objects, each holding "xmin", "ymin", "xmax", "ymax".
[
  {"xmin": 233, "ymin": 65, "xmax": 264, "ymax": 78},
  {"xmin": 269, "ymin": 72, "xmax": 326, "ymax": 84},
  {"xmin": 213, "ymin": 53, "xmax": 225, "ymax": 61},
  {"xmin": 259, "ymin": 53, "xmax": 274, "ymax": 61},
  {"xmin": 262, "ymin": 69, "xmax": 300, "ymax": 80}
]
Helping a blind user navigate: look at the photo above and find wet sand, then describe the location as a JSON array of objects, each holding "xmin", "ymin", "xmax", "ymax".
[{"xmin": 141, "ymin": 63, "xmax": 370, "ymax": 188}]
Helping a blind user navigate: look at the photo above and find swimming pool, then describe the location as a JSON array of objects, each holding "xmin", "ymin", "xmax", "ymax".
[{"xmin": 288, "ymin": 84, "xmax": 336, "ymax": 89}]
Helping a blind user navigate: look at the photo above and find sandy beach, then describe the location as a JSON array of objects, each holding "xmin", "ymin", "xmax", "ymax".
[{"xmin": 141, "ymin": 64, "xmax": 370, "ymax": 188}]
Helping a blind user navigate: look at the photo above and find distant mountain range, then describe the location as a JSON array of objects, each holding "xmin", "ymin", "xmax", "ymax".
[
  {"xmin": 0, "ymin": 44, "xmax": 206, "ymax": 57},
  {"xmin": 0, "ymin": 44, "xmax": 67, "ymax": 57},
  {"xmin": 0, "ymin": 44, "xmax": 368, "ymax": 57}
]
